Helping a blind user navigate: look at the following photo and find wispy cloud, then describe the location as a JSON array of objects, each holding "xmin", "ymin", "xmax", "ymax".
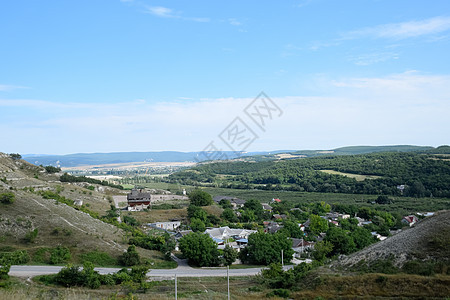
[
  {"xmin": 296, "ymin": 0, "xmax": 315, "ymax": 8},
  {"xmin": 144, "ymin": 5, "xmax": 209, "ymax": 22},
  {"xmin": 0, "ymin": 84, "xmax": 29, "ymax": 92},
  {"xmin": 145, "ymin": 6, "xmax": 178, "ymax": 18},
  {"xmin": 1, "ymin": 72, "xmax": 449, "ymax": 154},
  {"xmin": 348, "ymin": 52, "xmax": 399, "ymax": 66},
  {"xmin": 228, "ymin": 18, "xmax": 242, "ymax": 26},
  {"xmin": 343, "ymin": 16, "xmax": 450, "ymax": 40}
]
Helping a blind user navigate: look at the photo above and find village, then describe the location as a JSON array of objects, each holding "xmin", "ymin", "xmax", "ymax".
[{"xmin": 116, "ymin": 187, "xmax": 428, "ymax": 266}]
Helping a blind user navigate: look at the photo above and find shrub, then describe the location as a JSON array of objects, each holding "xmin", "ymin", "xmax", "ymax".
[
  {"xmin": 44, "ymin": 166, "xmax": 61, "ymax": 174},
  {"xmin": 50, "ymin": 246, "xmax": 71, "ymax": 264},
  {"xmin": 0, "ymin": 192, "xmax": 15, "ymax": 204},
  {"xmin": 0, "ymin": 250, "xmax": 30, "ymax": 265},
  {"xmin": 267, "ymin": 288, "xmax": 290, "ymax": 298},
  {"xmin": 24, "ymin": 228, "xmax": 38, "ymax": 243},
  {"xmin": 119, "ymin": 245, "xmax": 140, "ymax": 266},
  {"xmin": 0, "ymin": 263, "xmax": 10, "ymax": 280}
]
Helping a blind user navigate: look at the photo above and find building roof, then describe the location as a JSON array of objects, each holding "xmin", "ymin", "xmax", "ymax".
[
  {"xmin": 213, "ymin": 195, "xmax": 246, "ymax": 205},
  {"xmin": 205, "ymin": 226, "xmax": 256, "ymax": 240},
  {"xmin": 127, "ymin": 188, "xmax": 151, "ymax": 201},
  {"xmin": 292, "ymin": 238, "xmax": 315, "ymax": 248}
]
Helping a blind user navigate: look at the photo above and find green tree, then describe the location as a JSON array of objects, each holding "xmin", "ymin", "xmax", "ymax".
[
  {"xmin": 50, "ymin": 246, "xmax": 71, "ymax": 264},
  {"xmin": 311, "ymin": 201, "xmax": 331, "ymax": 215},
  {"xmin": 188, "ymin": 189, "xmax": 213, "ymax": 206},
  {"xmin": 123, "ymin": 215, "xmax": 140, "ymax": 226},
  {"xmin": 0, "ymin": 192, "xmax": 15, "ymax": 204},
  {"xmin": 190, "ymin": 218, "xmax": 206, "ymax": 232},
  {"xmin": 178, "ymin": 232, "xmax": 220, "ymax": 267},
  {"xmin": 219, "ymin": 199, "xmax": 232, "ymax": 209},
  {"xmin": 119, "ymin": 245, "xmax": 140, "ymax": 266},
  {"xmin": 350, "ymin": 227, "xmax": 374, "ymax": 250},
  {"xmin": 187, "ymin": 204, "xmax": 208, "ymax": 222},
  {"xmin": 240, "ymin": 209, "xmax": 256, "ymax": 223},
  {"xmin": 222, "ymin": 245, "xmax": 238, "ymax": 266},
  {"xmin": 280, "ymin": 220, "xmax": 303, "ymax": 238},
  {"xmin": 376, "ymin": 195, "xmax": 393, "ymax": 204},
  {"xmin": 308, "ymin": 214, "xmax": 328, "ymax": 235},
  {"xmin": 45, "ymin": 166, "xmax": 62, "ymax": 174},
  {"xmin": 244, "ymin": 199, "xmax": 264, "ymax": 218},
  {"xmin": 160, "ymin": 233, "xmax": 176, "ymax": 261},
  {"xmin": 312, "ymin": 241, "xmax": 333, "ymax": 262},
  {"xmin": 241, "ymin": 232, "xmax": 294, "ymax": 265},
  {"xmin": 324, "ymin": 227, "xmax": 356, "ymax": 256},
  {"xmin": 9, "ymin": 153, "xmax": 22, "ymax": 160},
  {"xmin": 221, "ymin": 208, "xmax": 238, "ymax": 222}
]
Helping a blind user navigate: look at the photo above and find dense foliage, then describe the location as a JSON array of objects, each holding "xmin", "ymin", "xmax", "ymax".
[
  {"xmin": 168, "ymin": 152, "xmax": 450, "ymax": 197},
  {"xmin": 44, "ymin": 166, "xmax": 61, "ymax": 173},
  {"xmin": 0, "ymin": 192, "xmax": 15, "ymax": 204},
  {"xmin": 178, "ymin": 232, "xmax": 221, "ymax": 267},
  {"xmin": 60, "ymin": 173, "xmax": 123, "ymax": 189},
  {"xmin": 188, "ymin": 189, "xmax": 213, "ymax": 206},
  {"xmin": 40, "ymin": 262, "xmax": 152, "ymax": 291},
  {"xmin": 240, "ymin": 232, "xmax": 294, "ymax": 265}
]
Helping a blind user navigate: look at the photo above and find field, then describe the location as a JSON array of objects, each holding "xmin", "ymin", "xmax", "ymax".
[
  {"xmin": 319, "ymin": 169, "xmax": 382, "ymax": 181},
  {"xmin": 202, "ymin": 187, "xmax": 450, "ymax": 215}
]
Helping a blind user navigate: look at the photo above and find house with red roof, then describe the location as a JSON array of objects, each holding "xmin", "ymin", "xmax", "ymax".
[{"xmin": 401, "ymin": 215, "xmax": 419, "ymax": 227}]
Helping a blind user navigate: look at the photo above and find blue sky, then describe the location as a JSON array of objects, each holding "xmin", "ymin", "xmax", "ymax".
[{"xmin": 1, "ymin": 0, "xmax": 449, "ymax": 154}]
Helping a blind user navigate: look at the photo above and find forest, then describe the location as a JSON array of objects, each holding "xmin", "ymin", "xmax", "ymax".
[{"xmin": 167, "ymin": 148, "xmax": 450, "ymax": 198}]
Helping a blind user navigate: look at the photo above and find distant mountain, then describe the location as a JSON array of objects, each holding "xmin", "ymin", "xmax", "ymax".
[
  {"xmin": 290, "ymin": 145, "xmax": 433, "ymax": 157},
  {"xmin": 22, "ymin": 151, "xmax": 290, "ymax": 167},
  {"xmin": 22, "ymin": 145, "xmax": 436, "ymax": 167}
]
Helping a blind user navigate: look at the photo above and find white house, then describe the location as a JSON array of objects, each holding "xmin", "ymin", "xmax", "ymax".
[{"xmin": 147, "ymin": 221, "xmax": 181, "ymax": 231}]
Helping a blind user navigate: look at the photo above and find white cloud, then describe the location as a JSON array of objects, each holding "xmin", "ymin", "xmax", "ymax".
[
  {"xmin": 228, "ymin": 18, "xmax": 241, "ymax": 26},
  {"xmin": 343, "ymin": 16, "xmax": 450, "ymax": 40},
  {"xmin": 143, "ymin": 6, "xmax": 209, "ymax": 22},
  {"xmin": 145, "ymin": 6, "xmax": 177, "ymax": 18},
  {"xmin": 1, "ymin": 72, "xmax": 449, "ymax": 154},
  {"xmin": 0, "ymin": 84, "xmax": 28, "ymax": 92},
  {"xmin": 348, "ymin": 52, "xmax": 399, "ymax": 66}
]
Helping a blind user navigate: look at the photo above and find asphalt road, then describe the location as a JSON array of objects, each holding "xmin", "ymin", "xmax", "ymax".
[{"xmin": 9, "ymin": 265, "xmax": 267, "ymax": 278}]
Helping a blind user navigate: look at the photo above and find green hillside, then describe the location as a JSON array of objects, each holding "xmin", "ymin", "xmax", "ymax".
[{"xmin": 168, "ymin": 150, "xmax": 450, "ymax": 198}]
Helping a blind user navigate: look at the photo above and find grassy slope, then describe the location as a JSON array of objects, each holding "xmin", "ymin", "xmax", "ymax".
[{"xmin": 0, "ymin": 154, "xmax": 170, "ymax": 266}]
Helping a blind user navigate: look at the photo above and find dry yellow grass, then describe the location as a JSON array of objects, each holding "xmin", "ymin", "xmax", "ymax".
[{"xmin": 320, "ymin": 169, "xmax": 381, "ymax": 181}]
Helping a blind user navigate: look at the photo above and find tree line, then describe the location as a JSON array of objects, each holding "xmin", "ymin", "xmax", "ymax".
[{"xmin": 167, "ymin": 152, "xmax": 450, "ymax": 197}]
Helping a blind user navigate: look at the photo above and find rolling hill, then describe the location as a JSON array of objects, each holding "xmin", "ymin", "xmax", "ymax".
[
  {"xmin": 0, "ymin": 152, "xmax": 127, "ymax": 262},
  {"xmin": 21, "ymin": 145, "xmax": 438, "ymax": 167}
]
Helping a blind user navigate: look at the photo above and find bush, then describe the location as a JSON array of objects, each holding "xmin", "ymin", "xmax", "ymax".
[
  {"xmin": 188, "ymin": 189, "xmax": 213, "ymax": 206},
  {"xmin": 402, "ymin": 260, "xmax": 435, "ymax": 276},
  {"xmin": 24, "ymin": 228, "xmax": 38, "ymax": 243},
  {"xmin": 50, "ymin": 246, "xmax": 71, "ymax": 264},
  {"xmin": 267, "ymin": 288, "xmax": 290, "ymax": 298},
  {"xmin": 119, "ymin": 245, "xmax": 140, "ymax": 266},
  {"xmin": 0, "ymin": 263, "xmax": 10, "ymax": 280},
  {"xmin": 0, "ymin": 250, "xmax": 30, "ymax": 265},
  {"xmin": 45, "ymin": 166, "xmax": 61, "ymax": 174},
  {"xmin": 0, "ymin": 192, "xmax": 15, "ymax": 204},
  {"xmin": 123, "ymin": 215, "xmax": 140, "ymax": 227},
  {"xmin": 9, "ymin": 153, "xmax": 21, "ymax": 160}
]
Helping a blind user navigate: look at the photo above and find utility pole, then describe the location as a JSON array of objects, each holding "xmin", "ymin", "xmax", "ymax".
[
  {"xmin": 281, "ymin": 249, "xmax": 284, "ymax": 268},
  {"xmin": 227, "ymin": 266, "xmax": 230, "ymax": 300},
  {"xmin": 175, "ymin": 274, "xmax": 177, "ymax": 300}
]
